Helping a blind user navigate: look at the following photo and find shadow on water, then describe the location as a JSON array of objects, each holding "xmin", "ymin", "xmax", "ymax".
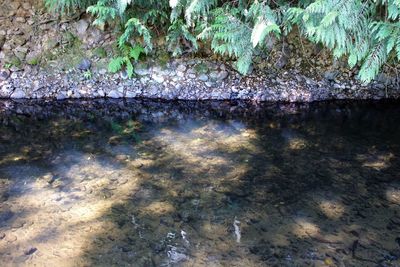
[{"xmin": 0, "ymin": 99, "xmax": 400, "ymax": 266}]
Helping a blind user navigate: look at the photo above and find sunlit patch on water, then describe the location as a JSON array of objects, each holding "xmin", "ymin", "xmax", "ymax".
[
  {"xmin": 318, "ymin": 199, "xmax": 345, "ymax": 220},
  {"xmin": 0, "ymin": 100, "xmax": 400, "ymax": 266},
  {"xmin": 386, "ymin": 187, "xmax": 400, "ymax": 205}
]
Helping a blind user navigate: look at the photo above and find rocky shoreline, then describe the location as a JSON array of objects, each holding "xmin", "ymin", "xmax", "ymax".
[
  {"xmin": 1, "ymin": 57, "xmax": 400, "ymax": 102},
  {"xmin": 1, "ymin": 1, "xmax": 400, "ymax": 102}
]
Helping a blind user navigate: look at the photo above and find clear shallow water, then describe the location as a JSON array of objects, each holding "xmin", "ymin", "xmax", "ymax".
[{"xmin": 0, "ymin": 100, "xmax": 400, "ymax": 267}]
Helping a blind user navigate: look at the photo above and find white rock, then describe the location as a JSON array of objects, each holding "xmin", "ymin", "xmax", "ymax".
[
  {"xmin": 177, "ymin": 64, "xmax": 186, "ymax": 72},
  {"xmin": 152, "ymin": 74, "xmax": 164, "ymax": 83},
  {"xmin": 198, "ymin": 74, "xmax": 208, "ymax": 82},
  {"xmin": 56, "ymin": 92, "xmax": 67, "ymax": 100},
  {"xmin": 107, "ymin": 90, "xmax": 121, "ymax": 98},
  {"xmin": 11, "ymin": 89, "xmax": 26, "ymax": 99}
]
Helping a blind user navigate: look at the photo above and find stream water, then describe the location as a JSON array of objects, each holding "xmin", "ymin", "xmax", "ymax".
[{"xmin": 0, "ymin": 99, "xmax": 399, "ymax": 266}]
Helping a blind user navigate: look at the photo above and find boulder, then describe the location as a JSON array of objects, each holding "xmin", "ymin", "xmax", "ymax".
[
  {"xmin": 75, "ymin": 19, "xmax": 89, "ymax": 37},
  {"xmin": 324, "ymin": 70, "xmax": 339, "ymax": 81},
  {"xmin": 77, "ymin": 58, "xmax": 91, "ymax": 71}
]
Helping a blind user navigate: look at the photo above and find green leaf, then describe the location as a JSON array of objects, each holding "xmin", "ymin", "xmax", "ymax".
[
  {"xmin": 348, "ymin": 54, "xmax": 357, "ymax": 68},
  {"xmin": 321, "ymin": 11, "xmax": 338, "ymax": 27},
  {"xmin": 129, "ymin": 45, "xmax": 145, "ymax": 61},
  {"xmin": 108, "ymin": 57, "xmax": 125, "ymax": 73},
  {"xmin": 125, "ymin": 59, "xmax": 134, "ymax": 78}
]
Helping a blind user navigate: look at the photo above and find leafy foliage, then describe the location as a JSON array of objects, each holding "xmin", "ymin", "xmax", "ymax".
[
  {"xmin": 167, "ymin": 19, "xmax": 198, "ymax": 56},
  {"xmin": 45, "ymin": 0, "xmax": 95, "ymax": 12},
  {"xmin": 45, "ymin": 0, "xmax": 400, "ymax": 82},
  {"xmin": 286, "ymin": 0, "xmax": 400, "ymax": 82},
  {"xmin": 108, "ymin": 44, "xmax": 144, "ymax": 77}
]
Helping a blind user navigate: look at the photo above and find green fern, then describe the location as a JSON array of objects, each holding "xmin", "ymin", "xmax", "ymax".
[
  {"xmin": 45, "ymin": 0, "xmax": 95, "ymax": 12},
  {"xmin": 44, "ymin": 0, "xmax": 400, "ymax": 82},
  {"xmin": 108, "ymin": 57, "xmax": 125, "ymax": 73},
  {"xmin": 86, "ymin": 0, "xmax": 118, "ymax": 25},
  {"xmin": 108, "ymin": 44, "xmax": 144, "ymax": 77},
  {"xmin": 167, "ymin": 19, "xmax": 198, "ymax": 56},
  {"xmin": 199, "ymin": 4, "xmax": 281, "ymax": 74},
  {"xmin": 119, "ymin": 18, "xmax": 153, "ymax": 53}
]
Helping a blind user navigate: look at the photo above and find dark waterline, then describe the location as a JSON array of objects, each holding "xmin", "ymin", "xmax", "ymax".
[{"xmin": 0, "ymin": 99, "xmax": 400, "ymax": 266}]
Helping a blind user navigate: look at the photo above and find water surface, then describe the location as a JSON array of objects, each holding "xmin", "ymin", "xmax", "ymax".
[{"xmin": 0, "ymin": 100, "xmax": 399, "ymax": 266}]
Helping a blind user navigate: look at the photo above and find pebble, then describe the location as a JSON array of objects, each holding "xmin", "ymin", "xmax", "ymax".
[
  {"xmin": 198, "ymin": 74, "xmax": 208, "ymax": 82},
  {"xmin": 0, "ymin": 70, "xmax": 10, "ymax": 80}
]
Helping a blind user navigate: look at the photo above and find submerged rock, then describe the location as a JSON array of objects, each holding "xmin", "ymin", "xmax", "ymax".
[{"xmin": 24, "ymin": 247, "xmax": 37, "ymax": 255}]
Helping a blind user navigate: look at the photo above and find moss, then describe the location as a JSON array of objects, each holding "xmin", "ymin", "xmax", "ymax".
[
  {"xmin": 62, "ymin": 31, "xmax": 77, "ymax": 47},
  {"xmin": 27, "ymin": 56, "xmax": 40, "ymax": 65},
  {"xmin": 93, "ymin": 47, "xmax": 107, "ymax": 58},
  {"xmin": 158, "ymin": 51, "xmax": 170, "ymax": 68},
  {"xmin": 6, "ymin": 55, "xmax": 22, "ymax": 67}
]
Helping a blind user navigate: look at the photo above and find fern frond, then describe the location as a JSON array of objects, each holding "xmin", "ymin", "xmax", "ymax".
[
  {"xmin": 108, "ymin": 57, "xmax": 125, "ymax": 73},
  {"xmin": 87, "ymin": 1, "xmax": 118, "ymax": 25},
  {"xmin": 119, "ymin": 18, "xmax": 153, "ymax": 53},
  {"xmin": 358, "ymin": 42, "xmax": 388, "ymax": 82}
]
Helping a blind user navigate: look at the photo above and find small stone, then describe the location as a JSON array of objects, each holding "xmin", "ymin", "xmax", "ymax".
[
  {"xmin": 218, "ymin": 70, "xmax": 228, "ymax": 81},
  {"xmin": 198, "ymin": 74, "xmax": 208, "ymax": 82},
  {"xmin": 11, "ymin": 89, "xmax": 26, "ymax": 99},
  {"xmin": 152, "ymin": 74, "xmax": 164, "ymax": 83},
  {"xmin": 120, "ymin": 70, "xmax": 128, "ymax": 79},
  {"xmin": 125, "ymin": 90, "xmax": 137, "ymax": 98},
  {"xmin": 209, "ymin": 71, "xmax": 219, "ymax": 81},
  {"xmin": 324, "ymin": 70, "xmax": 339, "ymax": 81},
  {"xmin": 205, "ymin": 82, "xmax": 213, "ymax": 87},
  {"xmin": 24, "ymin": 247, "xmax": 37, "ymax": 255},
  {"xmin": 77, "ymin": 59, "xmax": 91, "ymax": 71},
  {"xmin": 0, "ymin": 70, "xmax": 10, "ymax": 80},
  {"xmin": 56, "ymin": 92, "xmax": 67, "ymax": 100},
  {"xmin": 117, "ymin": 86, "xmax": 124, "ymax": 94},
  {"xmin": 275, "ymin": 55, "xmax": 288, "ymax": 69},
  {"xmin": 177, "ymin": 64, "xmax": 186, "ymax": 72},
  {"xmin": 107, "ymin": 90, "xmax": 121, "ymax": 98},
  {"xmin": 333, "ymin": 83, "xmax": 344, "ymax": 89}
]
